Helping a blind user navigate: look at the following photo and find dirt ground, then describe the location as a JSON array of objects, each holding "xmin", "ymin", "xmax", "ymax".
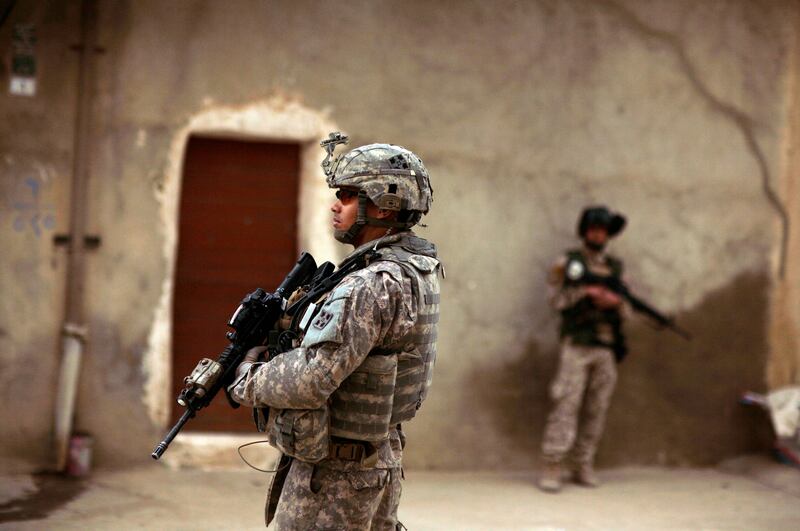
[{"xmin": 1, "ymin": 455, "xmax": 798, "ymax": 530}]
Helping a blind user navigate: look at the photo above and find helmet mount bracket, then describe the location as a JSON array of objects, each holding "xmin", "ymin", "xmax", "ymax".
[{"xmin": 320, "ymin": 132, "xmax": 350, "ymax": 177}]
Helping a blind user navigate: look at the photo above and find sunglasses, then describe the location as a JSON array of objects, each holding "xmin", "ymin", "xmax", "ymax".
[{"xmin": 335, "ymin": 190, "xmax": 359, "ymax": 201}]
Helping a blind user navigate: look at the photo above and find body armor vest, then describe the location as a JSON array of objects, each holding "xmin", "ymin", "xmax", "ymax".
[
  {"xmin": 328, "ymin": 235, "xmax": 441, "ymax": 442},
  {"xmin": 559, "ymin": 248, "xmax": 623, "ymax": 347}
]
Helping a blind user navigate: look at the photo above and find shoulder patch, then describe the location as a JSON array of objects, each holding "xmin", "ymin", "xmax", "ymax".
[
  {"xmin": 302, "ymin": 296, "xmax": 347, "ymax": 347},
  {"xmin": 311, "ymin": 310, "xmax": 334, "ymax": 330}
]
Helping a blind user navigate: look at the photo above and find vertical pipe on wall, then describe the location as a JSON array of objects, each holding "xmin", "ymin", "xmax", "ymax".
[{"xmin": 53, "ymin": 0, "xmax": 97, "ymax": 472}]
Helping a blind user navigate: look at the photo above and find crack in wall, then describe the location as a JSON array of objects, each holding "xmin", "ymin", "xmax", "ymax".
[{"xmin": 594, "ymin": 0, "xmax": 791, "ymax": 278}]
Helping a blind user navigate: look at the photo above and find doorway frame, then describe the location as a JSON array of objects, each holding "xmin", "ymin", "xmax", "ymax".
[{"xmin": 143, "ymin": 98, "xmax": 341, "ymax": 436}]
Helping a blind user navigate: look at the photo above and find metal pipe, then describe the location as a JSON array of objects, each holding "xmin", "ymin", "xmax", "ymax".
[{"xmin": 54, "ymin": 0, "xmax": 98, "ymax": 472}]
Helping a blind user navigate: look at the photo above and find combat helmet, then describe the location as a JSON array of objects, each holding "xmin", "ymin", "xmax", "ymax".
[
  {"xmin": 320, "ymin": 132, "xmax": 433, "ymax": 244},
  {"xmin": 577, "ymin": 206, "xmax": 626, "ymax": 238}
]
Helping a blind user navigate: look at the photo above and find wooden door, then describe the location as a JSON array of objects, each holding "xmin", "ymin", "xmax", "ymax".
[{"xmin": 171, "ymin": 136, "xmax": 300, "ymax": 432}]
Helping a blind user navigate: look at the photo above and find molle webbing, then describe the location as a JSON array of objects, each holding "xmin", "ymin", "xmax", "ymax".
[
  {"xmin": 390, "ymin": 261, "xmax": 439, "ymax": 424},
  {"xmin": 328, "ymin": 354, "xmax": 398, "ymax": 442},
  {"xmin": 338, "ymin": 373, "xmax": 396, "ymax": 396},
  {"xmin": 330, "ymin": 417, "xmax": 388, "ymax": 438},
  {"xmin": 424, "ymin": 293, "xmax": 440, "ymax": 304},
  {"xmin": 328, "ymin": 237, "xmax": 441, "ymax": 440},
  {"xmin": 417, "ymin": 313, "xmax": 440, "ymax": 325},
  {"xmin": 331, "ymin": 394, "xmax": 394, "ymax": 416}
]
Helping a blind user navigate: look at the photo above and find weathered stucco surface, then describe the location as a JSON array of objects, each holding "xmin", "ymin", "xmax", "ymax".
[
  {"xmin": 769, "ymin": 6, "xmax": 800, "ymax": 390},
  {"xmin": 0, "ymin": 1, "xmax": 80, "ymax": 469},
  {"xmin": 1, "ymin": 0, "xmax": 798, "ymax": 471}
]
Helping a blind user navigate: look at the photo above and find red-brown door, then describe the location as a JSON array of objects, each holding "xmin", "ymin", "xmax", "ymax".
[{"xmin": 171, "ymin": 136, "xmax": 300, "ymax": 431}]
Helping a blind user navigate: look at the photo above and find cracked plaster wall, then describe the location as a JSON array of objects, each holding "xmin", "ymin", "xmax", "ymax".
[
  {"xmin": 769, "ymin": 7, "xmax": 800, "ymax": 389},
  {"xmin": 0, "ymin": 0, "xmax": 797, "ymax": 470}
]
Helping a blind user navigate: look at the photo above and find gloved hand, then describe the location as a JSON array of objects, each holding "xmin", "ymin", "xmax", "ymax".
[
  {"xmin": 278, "ymin": 287, "xmax": 308, "ymax": 330},
  {"xmin": 243, "ymin": 345, "xmax": 269, "ymax": 364}
]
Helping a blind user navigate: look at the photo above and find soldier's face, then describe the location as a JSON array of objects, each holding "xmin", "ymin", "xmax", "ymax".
[
  {"xmin": 331, "ymin": 189, "xmax": 359, "ymax": 232},
  {"xmin": 585, "ymin": 225, "xmax": 609, "ymax": 248},
  {"xmin": 330, "ymin": 189, "xmax": 395, "ymax": 245}
]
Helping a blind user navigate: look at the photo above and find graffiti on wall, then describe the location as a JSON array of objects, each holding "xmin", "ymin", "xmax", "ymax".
[
  {"xmin": 13, "ymin": 177, "xmax": 56, "ymax": 236},
  {"xmin": 8, "ymin": 171, "xmax": 56, "ymax": 237}
]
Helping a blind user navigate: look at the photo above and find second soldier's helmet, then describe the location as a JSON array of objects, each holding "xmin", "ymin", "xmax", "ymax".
[{"xmin": 577, "ymin": 206, "xmax": 626, "ymax": 238}]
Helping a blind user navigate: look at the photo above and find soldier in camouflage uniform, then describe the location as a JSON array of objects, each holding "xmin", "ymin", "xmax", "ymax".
[
  {"xmin": 228, "ymin": 134, "xmax": 442, "ymax": 530},
  {"xmin": 539, "ymin": 206, "xmax": 627, "ymax": 493}
]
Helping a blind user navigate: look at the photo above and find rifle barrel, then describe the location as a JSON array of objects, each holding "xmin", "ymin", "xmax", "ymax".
[
  {"xmin": 591, "ymin": 276, "xmax": 693, "ymax": 342},
  {"xmin": 670, "ymin": 324, "xmax": 692, "ymax": 341},
  {"xmin": 151, "ymin": 407, "xmax": 195, "ymax": 460}
]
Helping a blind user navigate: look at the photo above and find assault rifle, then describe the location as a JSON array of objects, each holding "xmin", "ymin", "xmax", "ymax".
[
  {"xmin": 151, "ymin": 252, "xmax": 318, "ymax": 460},
  {"xmin": 565, "ymin": 258, "xmax": 692, "ymax": 341},
  {"xmin": 150, "ymin": 244, "xmax": 382, "ymax": 460}
]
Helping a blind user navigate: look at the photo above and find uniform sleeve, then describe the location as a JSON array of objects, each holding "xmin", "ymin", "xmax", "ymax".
[
  {"xmin": 227, "ymin": 271, "xmax": 402, "ymax": 410},
  {"xmin": 547, "ymin": 255, "xmax": 586, "ymax": 311}
]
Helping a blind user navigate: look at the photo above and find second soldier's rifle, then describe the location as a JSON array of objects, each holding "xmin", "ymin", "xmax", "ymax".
[{"xmin": 565, "ymin": 260, "xmax": 692, "ymax": 341}]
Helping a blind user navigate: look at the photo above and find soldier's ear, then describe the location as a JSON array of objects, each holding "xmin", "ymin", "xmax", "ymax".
[{"xmin": 376, "ymin": 209, "xmax": 396, "ymax": 220}]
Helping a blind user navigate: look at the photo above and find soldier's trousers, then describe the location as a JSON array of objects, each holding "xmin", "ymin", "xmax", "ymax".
[
  {"xmin": 270, "ymin": 458, "xmax": 402, "ymax": 530},
  {"xmin": 541, "ymin": 341, "xmax": 618, "ymax": 465}
]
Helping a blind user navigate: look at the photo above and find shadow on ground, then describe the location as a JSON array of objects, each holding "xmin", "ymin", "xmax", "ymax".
[{"xmin": 0, "ymin": 472, "xmax": 87, "ymax": 524}]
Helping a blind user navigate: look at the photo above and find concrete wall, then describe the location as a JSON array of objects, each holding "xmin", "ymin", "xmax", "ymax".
[
  {"xmin": 1, "ymin": 0, "xmax": 81, "ymax": 470},
  {"xmin": 1, "ymin": 0, "xmax": 796, "ymax": 471},
  {"xmin": 769, "ymin": 5, "xmax": 800, "ymax": 390}
]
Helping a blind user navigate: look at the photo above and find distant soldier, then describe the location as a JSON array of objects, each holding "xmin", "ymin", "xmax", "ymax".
[
  {"xmin": 228, "ymin": 134, "xmax": 442, "ymax": 529},
  {"xmin": 539, "ymin": 206, "xmax": 627, "ymax": 493}
]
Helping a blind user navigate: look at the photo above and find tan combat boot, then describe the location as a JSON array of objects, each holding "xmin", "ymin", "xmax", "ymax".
[
  {"xmin": 574, "ymin": 463, "xmax": 600, "ymax": 487},
  {"xmin": 538, "ymin": 461, "xmax": 563, "ymax": 493}
]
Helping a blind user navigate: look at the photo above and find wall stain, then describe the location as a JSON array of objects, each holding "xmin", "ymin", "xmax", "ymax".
[
  {"xmin": 0, "ymin": 473, "xmax": 87, "ymax": 524},
  {"xmin": 465, "ymin": 339, "xmax": 559, "ymax": 463},
  {"xmin": 602, "ymin": 270, "xmax": 773, "ymax": 466},
  {"xmin": 469, "ymin": 271, "xmax": 773, "ymax": 468}
]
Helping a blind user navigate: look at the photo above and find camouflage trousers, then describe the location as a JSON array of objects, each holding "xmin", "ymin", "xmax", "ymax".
[
  {"xmin": 270, "ymin": 458, "xmax": 402, "ymax": 530},
  {"xmin": 541, "ymin": 341, "xmax": 618, "ymax": 465}
]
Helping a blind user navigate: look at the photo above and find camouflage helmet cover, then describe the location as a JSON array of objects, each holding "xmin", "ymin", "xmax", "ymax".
[{"xmin": 327, "ymin": 143, "xmax": 433, "ymax": 215}]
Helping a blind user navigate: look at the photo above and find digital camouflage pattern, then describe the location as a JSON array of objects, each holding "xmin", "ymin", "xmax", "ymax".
[
  {"xmin": 541, "ymin": 341, "xmax": 618, "ymax": 465},
  {"xmin": 327, "ymin": 143, "xmax": 433, "ymax": 214},
  {"xmin": 271, "ymin": 458, "xmax": 402, "ymax": 531},
  {"xmin": 228, "ymin": 231, "xmax": 441, "ymax": 528},
  {"xmin": 542, "ymin": 247, "xmax": 623, "ymax": 466},
  {"xmin": 268, "ymin": 406, "xmax": 331, "ymax": 463}
]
